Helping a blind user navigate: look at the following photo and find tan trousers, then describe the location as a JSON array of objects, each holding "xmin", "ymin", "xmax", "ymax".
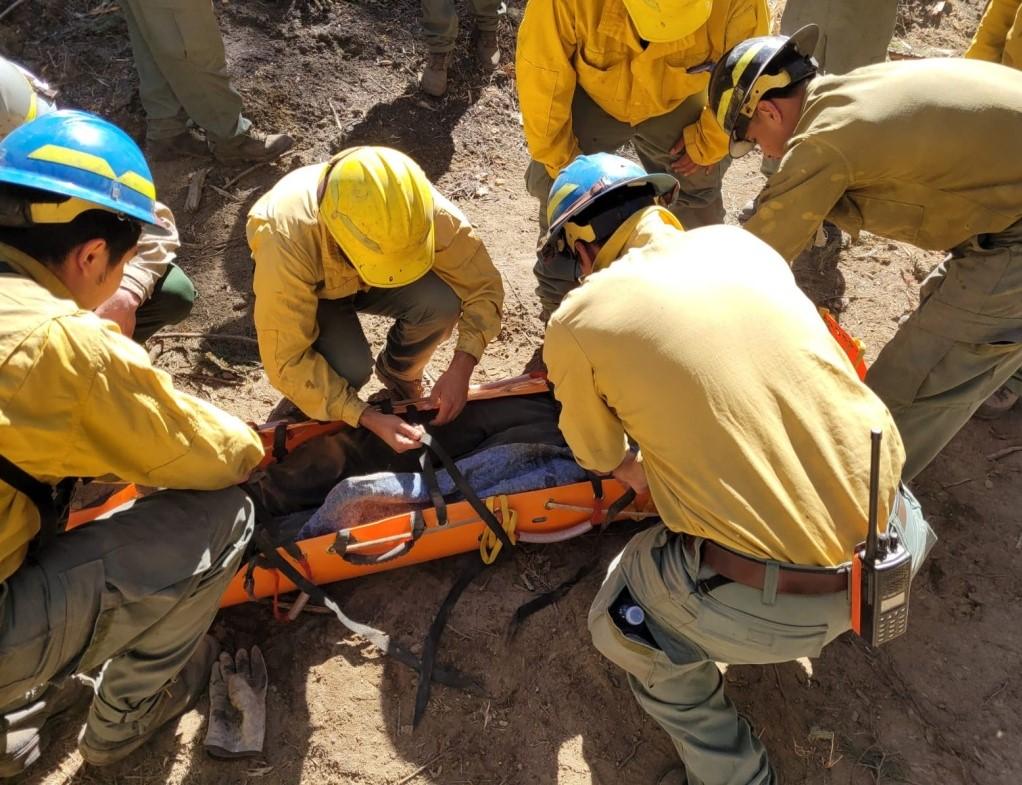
[
  {"xmin": 526, "ymin": 88, "xmax": 726, "ymax": 319},
  {"xmin": 589, "ymin": 488, "xmax": 932, "ymax": 785},
  {"xmin": 0, "ymin": 488, "xmax": 253, "ymax": 747},
  {"xmin": 117, "ymin": 0, "xmax": 246, "ymax": 141},
  {"xmin": 422, "ymin": 0, "xmax": 504, "ymax": 52},
  {"xmin": 780, "ymin": 0, "xmax": 898, "ymax": 75},
  {"xmin": 867, "ymin": 221, "xmax": 1022, "ymax": 481}
]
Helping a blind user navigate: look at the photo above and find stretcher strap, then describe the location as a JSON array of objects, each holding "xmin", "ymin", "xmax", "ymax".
[
  {"xmin": 247, "ymin": 524, "xmax": 480, "ymax": 693},
  {"xmin": 0, "ymin": 453, "xmax": 76, "ymax": 550},
  {"xmin": 418, "ymin": 432, "xmax": 514, "ymax": 551}
]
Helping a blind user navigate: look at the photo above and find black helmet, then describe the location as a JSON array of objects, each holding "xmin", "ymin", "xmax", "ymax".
[{"xmin": 708, "ymin": 24, "xmax": 820, "ymax": 158}]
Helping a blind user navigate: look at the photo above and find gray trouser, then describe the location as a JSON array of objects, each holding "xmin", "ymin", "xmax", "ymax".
[
  {"xmin": 526, "ymin": 88, "xmax": 726, "ymax": 319},
  {"xmin": 589, "ymin": 488, "xmax": 931, "ymax": 785},
  {"xmin": 422, "ymin": 0, "xmax": 504, "ymax": 52},
  {"xmin": 314, "ymin": 271, "xmax": 461, "ymax": 388},
  {"xmin": 780, "ymin": 0, "xmax": 897, "ymax": 75},
  {"xmin": 117, "ymin": 0, "xmax": 246, "ymax": 141},
  {"xmin": 867, "ymin": 221, "xmax": 1022, "ymax": 481},
  {"xmin": 0, "ymin": 487, "xmax": 254, "ymax": 745}
]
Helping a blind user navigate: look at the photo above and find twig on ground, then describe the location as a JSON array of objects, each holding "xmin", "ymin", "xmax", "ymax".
[
  {"xmin": 616, "ymin": 737, "xmax": 643, "ymax": 769},
  {"xmin": 987, "ymin": 445, "xmax": 1022, "ymax": 461},
  {"xmin": 184, "ymin": 167, "xmax": 210, "ymax": 213},
  {"xmin": 0, "ymin": 0, "xmax": 30, "ymax": 23},
  {"xmin": 328, "ymin": 99, "xmax": 343, "ymax": 131},
  {"xmin": 153, "ymin": 331, "xmax": 258, "ymax": 346},
  {"xmin": 391, "ymin": 748, "xmax": 449, "ymax": 785},
  {"xmin": 940, "ymin": 476, "xmax": 977, "ymax": 490},
  {"xmin": 223, "ymin": 161, "xmax": 267, "ymax": 190}
]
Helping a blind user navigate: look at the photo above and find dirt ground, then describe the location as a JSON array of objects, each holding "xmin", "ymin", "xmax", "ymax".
[{"xmin": 2, "ymin": 0, "xmax": 1020, "ymax": 783}]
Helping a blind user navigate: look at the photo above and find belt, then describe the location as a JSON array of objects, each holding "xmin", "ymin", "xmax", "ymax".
[{"xmin": 683, "ymin": 493, "xmax": 909, "ymax": 596}]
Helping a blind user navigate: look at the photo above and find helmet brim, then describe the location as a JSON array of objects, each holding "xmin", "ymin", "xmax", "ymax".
[{"xmin": 0, "ymin": 166, "xmax": 159, "ymax": 226}]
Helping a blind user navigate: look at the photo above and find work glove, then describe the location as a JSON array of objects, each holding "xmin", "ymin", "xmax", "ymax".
[{"xmin": 204, "ymin": 647, "xmax": 268, "ymax": 759}]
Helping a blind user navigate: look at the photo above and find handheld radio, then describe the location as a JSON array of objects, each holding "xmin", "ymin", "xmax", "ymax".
[{"xmin": 851, "ymin": 428, "xmax": 912, "ymax": 647}]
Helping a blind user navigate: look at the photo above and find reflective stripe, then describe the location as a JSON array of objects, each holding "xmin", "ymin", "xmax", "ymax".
[
  {"xmin": 26, "ymin": 143, "xmax": 157, "ymax": 200},
  {"xmin": 26, "ymin": 91, "xmax": 37, "ymax": 122},
  {"xmin": 715, "ymin": 87, "xmax": 735, "ymax": 126},
  {"xmin": 730, "ymin": 42, "xmax": 767, "ymax": 92}
]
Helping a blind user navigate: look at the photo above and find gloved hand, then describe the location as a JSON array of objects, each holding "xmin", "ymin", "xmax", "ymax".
[{"xmin": 204, "ymin": 646, "xmax": 268, "ymax": 759}]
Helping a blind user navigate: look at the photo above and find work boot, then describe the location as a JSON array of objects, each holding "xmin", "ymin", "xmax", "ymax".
[
  {"xmin": 420, "ymin": 52, "xmax": 451, "ymax": 97},
  {"xmin": 79, "ymin": 636, "xmax": 220, "ymax": 767},
  {"xmin": 374, "ymin": 357, "xmax": 424, "ymax": 401},
  {"xmin": 975, "ymin": 385, "xmax": 1020, "ymax": 420},
  {"xmin": 475, "ymin": 29, "xmax": 500, "ymax": 69},
  {"xmin": 211, "ymin": 128, "xmax": 295, "ymax": 165},
  {"xmin": 0, "ymin": 678, "xmax": 92, "ymax": 778},
  {"xmin": 146, "ymin": 131, "xmax": 211, "ymax": 162}
]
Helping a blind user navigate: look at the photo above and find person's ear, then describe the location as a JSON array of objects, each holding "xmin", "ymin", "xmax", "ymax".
[
  {"xmin": 755, "ymin": 99, "xmax": 783, "ymax": 126},
  {"xmin": 573, "ymin": 239, "xmax": 597, "ymax": 277},
  {"xmin": 69, "ymin": 238, "xmax": 109, "ymax": 278}
]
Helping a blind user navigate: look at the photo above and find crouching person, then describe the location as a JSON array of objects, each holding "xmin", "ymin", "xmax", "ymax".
[
  {"xmin": 248, "ymin": 146, "xmax": 503, "ymax": 452},
  {"xmin": 541, "ymin": 154, "xmax": 935, "ymax": 785},
  {"xmin": 0, "ymin": 111, "xmax": 264, "ymax": 774}
]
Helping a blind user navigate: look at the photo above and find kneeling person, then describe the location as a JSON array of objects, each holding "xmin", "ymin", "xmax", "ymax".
[
  {"xmin": 542, "ymin": 154, "xmax": 934, "ymax": 784},
  {"xmin": 0, "ymin": 111, "xmax": 264, "ymax": 774},
  {"xmin": 248, "ymin": 146, "xmax": 504, "ymax": 452}
]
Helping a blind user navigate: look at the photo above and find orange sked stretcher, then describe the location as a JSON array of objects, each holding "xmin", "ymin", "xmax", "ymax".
[
  {"xmin": 67, "ymin": 313, "xmax": 868, "ymax": 609},
  {"xmin": 66, "ymin": 373, "xmax": 631, "ymax": 608}
]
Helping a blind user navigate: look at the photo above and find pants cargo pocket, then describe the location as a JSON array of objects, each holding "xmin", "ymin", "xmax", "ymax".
[{"xmin": 590, "ymin": 587, "xmax": 674, "ymax": 690}]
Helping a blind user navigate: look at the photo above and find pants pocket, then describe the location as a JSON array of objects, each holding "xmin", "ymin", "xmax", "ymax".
[
  {"xmin": 590, "ymin": 586, "xmax": 674, "ymax": 689},
  {"xmin": 694, "ymin": 592, "xmax": 831, "ymax": 664}
]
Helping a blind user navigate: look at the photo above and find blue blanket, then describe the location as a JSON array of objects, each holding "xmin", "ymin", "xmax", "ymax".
[{"xmin": 298, "ymin": 442, "xmax": 586, "ymax": 539}]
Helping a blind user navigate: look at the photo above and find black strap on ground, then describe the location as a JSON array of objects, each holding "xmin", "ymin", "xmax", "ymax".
[
  {"xmin": 418, "ymin": 432, "xmax": 513, "ymax": 551},
  {"xmin": 505, "ymin": 559, "xmax": 598, "ymax": 643},
  {"xmin": 413, "ymin": 555, "xmax": 489, "ymax": 727}
]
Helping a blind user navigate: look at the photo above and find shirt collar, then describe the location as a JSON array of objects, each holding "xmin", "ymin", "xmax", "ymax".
[
  {"xmin": 0, "ymin": 241, "xmax": 77, "ymax": 303},
  {"xmin": 592, "ymin": 205, "xmax": 683, "ymax": 273}
]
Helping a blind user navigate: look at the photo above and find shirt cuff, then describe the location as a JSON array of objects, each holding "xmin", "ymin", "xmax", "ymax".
[{"xmin": 455, "ymin": 330, "xmax": 486, "ymax": 362}]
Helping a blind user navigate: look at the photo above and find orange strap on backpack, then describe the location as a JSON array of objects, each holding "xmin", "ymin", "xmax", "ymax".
[{"xmin": 819, "ymin": 308, "xmax": 868, "ymax": 381}]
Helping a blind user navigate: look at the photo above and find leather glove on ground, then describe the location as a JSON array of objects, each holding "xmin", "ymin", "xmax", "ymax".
[{"xmin": 204, "ymin": 646, "xmax": 268, "ymax": 758}]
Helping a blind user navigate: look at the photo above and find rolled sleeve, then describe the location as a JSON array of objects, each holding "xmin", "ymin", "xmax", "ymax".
[
  {"xmin": 120, "ymin": 202, "xmax": 179, "ymax": 302},
  {"xmin": 543, "ymin": 317, "xmax": 628, "ymax": 473},
  {"xmin": 430, "ymin": 193, "xmax": 504, "ymax": 361},
  {"xmin": 249, "ymin": 221, "xmax": 368, "ymax": 426}
]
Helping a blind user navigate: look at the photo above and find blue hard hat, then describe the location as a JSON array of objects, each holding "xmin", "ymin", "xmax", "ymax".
[
  {"xmin": 0, "ymin": 109, "xmax": 158, "ymax": 225},
  {"xmin": 540, "ymin": 153, "xmax": 678, "ymax": 255}
]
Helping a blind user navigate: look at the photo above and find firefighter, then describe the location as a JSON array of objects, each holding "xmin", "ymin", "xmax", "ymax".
[
  {"xmin": 248, "ymin": 146, "xmax": 504, "ymax": 452},
  {"xmin": 0, "ymin": 110, "xmax": 265, "ymax": 774},
  {"xmin": 709, "ymin": 26, "xmax": 1022, "ymax": 481},
  {"xmin": 515, "ymin": 0, "xmax": 769, "ymax": 320},
  {"xmin": 542, "ymin": 152, "xmax": 934, "ymax": 785}
]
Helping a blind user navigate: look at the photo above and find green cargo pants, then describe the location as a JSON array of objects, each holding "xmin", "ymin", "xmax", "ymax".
[
  {"xmin": 526, "ymin": 88, "xmax": 726, "ymax": 319},
  {"xmin": 589, "ymin": 488, "xmax": 932, "ymax": 785},
  {"xmin": 779, "ymin": 0, "xmax": 897, "ymax": 75},
  {"xmin": 867, "ymin": 221, "xmax": 1022, "ymax": 481},
  {"xmin": 117, "ymin": 0, "xmax": 246, "ymax": 142},
  {"xmin": 314, "ymin": 270, "xmax": 462, "ymax": 388},
  {"xmin": 422, "ymin": 0, "xmax": 504, "ymax": 53},
  {"xmin": 0, "ymin": 487, "xmax": 253, "ymax": 751},
  {"xmin": 133, "ymin": 264, "xmax": 197, "ymax": 343}
]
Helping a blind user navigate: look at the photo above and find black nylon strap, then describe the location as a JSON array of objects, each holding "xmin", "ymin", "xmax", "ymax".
[
  {"xmin": 0, "ymin": 454, "xmax": 75, "ymax": 549},
  {"xmin": 418, "ymin": 432, "xmax": 513, "ymax": 550},
  {"xmin": 419, "ymin": 448, "xmax": 448, "ymax": 526},
  {"xmin": 505, "ymin": 560, "xmax": 597, "ymax": 643}
]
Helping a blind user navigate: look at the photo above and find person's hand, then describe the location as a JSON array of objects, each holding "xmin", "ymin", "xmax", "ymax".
[
  {"xmin": 428, "ymin": 350, "xmax": 476, "ymax": 425},
  {"xmin": 612, "ymin": 451, "xmax": 651, "ymax": 509},
  {"xmin": 95, "ymin": 286, "xmax": 142, "ymax": 337},
  {"xmin": 360, "ymin": 408, "xmax": 425, "ymax": 453},
  {"xmin": 668, "ymin": 134, "xmax": 714, "ymax": 178}
]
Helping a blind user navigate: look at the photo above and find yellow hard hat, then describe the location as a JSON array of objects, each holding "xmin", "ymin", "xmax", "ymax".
[
  {"xmin": 621, "ymin": 0, "xmax": 712, "ymax": 43},
  {"xmin": 319, "ymin": 146, "xmax": 435, "ymax": 288}
]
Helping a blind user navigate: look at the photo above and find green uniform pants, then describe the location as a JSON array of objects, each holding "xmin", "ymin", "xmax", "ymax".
[
  {"xmin": 867, "ymin": 221, "xmax": 1022, "ymax": 481},
  {"xmin": 314, "ymin": 270, "xmax": 461, "ymax": 388},
  {"xmin": 779, "ymin": 0, "xmax": 897, "ymax": 75},
  {"xmin": 422, "ymin": 0, "xmax": 504, "ymax": 52},
  {"xmin": 0, "ymin": 487, "xmax": 254, "ymax": 748},
  {"xmin": 133, "ymin": 263, "xmax": 197, "ymax": 344},
  {"xmin": 117, "ymin": 0, "xmax": 246, "ymax": 142},
  {"xmin": 589, "ymin": 488, "xmax": 932, "ymax": 785},
  {"xmin": 526, "ymin": 88, "xmax": 726, "ymax": 319}
]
